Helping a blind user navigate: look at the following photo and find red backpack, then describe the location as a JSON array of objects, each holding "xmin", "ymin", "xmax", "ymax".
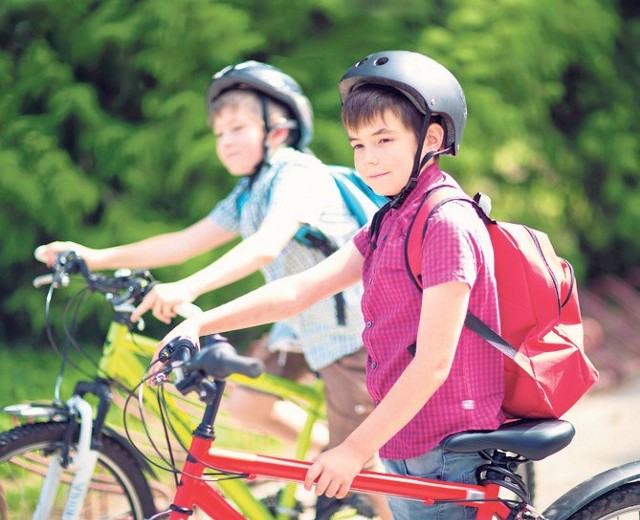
[{"xmin": 406, "ymin": 185, "xmax": 599, "ymax": 419}]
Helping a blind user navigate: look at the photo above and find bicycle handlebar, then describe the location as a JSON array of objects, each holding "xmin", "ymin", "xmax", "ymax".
[
  {"xmin": 160, "ymin": 336, "xmax": 264, "ymax": 395},
  {"xmin": 33, "ymin": 250, "xmax": 201, "ymax": 319}
]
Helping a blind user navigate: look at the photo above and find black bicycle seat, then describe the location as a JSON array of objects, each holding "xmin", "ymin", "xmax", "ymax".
[{"xmin": 441, "ymin": 419, "xmax": 575, "ymax": 461}]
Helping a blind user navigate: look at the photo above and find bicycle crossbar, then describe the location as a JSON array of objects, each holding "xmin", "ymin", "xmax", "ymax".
[{"xmin": 200, "ymin": 443, "xmax": 488, "ymax": 505}]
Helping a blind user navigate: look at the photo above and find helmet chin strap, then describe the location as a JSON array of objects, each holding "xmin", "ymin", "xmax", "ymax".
[
  {"xmin": 247, "ymin": 95, "xmax": 273, "ymax": 185},
  {"xmin": 249, "ymin": 96, "xmax": 299, "ymax": 184},
  {"xmin": 368, "ymin": 116, "xmax": 449, "ymax": 249},
  {"xmin": 390, "ymin": 115, "xmax": 440, "ymax": 209}
]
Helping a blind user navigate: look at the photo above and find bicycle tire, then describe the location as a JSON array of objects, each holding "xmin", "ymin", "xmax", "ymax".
[
  {"xmin": 0, "ymin": 421, "xmax": 156, "ymax": 520},
  {"xmin": 566, "ymin": 482, "xmax": 640, "ymax": 519}
]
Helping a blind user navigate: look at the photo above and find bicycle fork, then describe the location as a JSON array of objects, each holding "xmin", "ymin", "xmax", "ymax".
[
  {"xmin": 32, "ymin": 379, "xmax": 113, "ymax": 520},
  {"xmin": 34, "ymin": 395, "xmax": 97, "ymax": 520}
]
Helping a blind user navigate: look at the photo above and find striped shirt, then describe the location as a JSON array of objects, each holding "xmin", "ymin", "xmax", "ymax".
[
  {"xmin": 210, "ymin": 147, "xmax": 365, "ymax": 370},
  {"xmin": 353, "ymin": 163, "xmax": 505, "ymax": 459}
]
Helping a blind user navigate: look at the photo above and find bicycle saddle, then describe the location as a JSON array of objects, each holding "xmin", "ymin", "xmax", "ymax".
[{"xmin": 440, "ymin": 419, "xmax": 575, "ymax": 461}]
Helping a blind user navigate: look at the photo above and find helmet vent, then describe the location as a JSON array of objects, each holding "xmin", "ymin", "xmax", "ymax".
[
  {"xmin": 373, "ymin": 57, "xmax": 389, "ymax": 66},
  {"xmin": 355, "ymin": 57, "xmax": 369, "ymax": 67}
]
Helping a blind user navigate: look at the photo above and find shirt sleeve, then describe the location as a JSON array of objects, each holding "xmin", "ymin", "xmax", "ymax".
[
  {"xmin": 208, "ymin": 178, "xmax": 248, "ymax": 233},
  {"xmin": 421, "ymin": 201, "xmax": 480, "ymax": 289},
  {"xmin": 353, "ymin": 226, "xmax": 370, "ymax": 257},
  {"xmin": 268, "ymin": 161, "xmax": 336, "ymax": 227}
]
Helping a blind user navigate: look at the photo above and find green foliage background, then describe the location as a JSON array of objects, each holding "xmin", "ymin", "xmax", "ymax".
[{"xmin": 1, "ymin": 0, "xmax": 639, "ymax": 345}]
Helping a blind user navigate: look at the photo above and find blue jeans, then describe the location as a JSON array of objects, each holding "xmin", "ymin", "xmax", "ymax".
[{"xmin": 382, "ymin": 446, "xmax": 483, "ymax": 519}]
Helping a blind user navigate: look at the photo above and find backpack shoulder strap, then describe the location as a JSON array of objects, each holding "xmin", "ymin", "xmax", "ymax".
[
  {"xmin": 405, "ymin": 187, "xmax": 524, "ymax": 360},
  {"xmin": 405, "ymin": 185, "xmax": 471, "ymax": 290}
]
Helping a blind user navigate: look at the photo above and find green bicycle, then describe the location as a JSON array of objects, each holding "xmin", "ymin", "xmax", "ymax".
[{"xmin": 0, "ymin": 251, "xmax": 373, "ymax": 519}]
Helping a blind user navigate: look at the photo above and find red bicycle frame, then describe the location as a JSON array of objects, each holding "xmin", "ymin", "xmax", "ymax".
[{"xmin": 167, "ymin": 432, "xmax": 513, "ymax": 519}]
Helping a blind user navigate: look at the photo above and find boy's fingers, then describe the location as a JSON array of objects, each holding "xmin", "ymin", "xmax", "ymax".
[
  {"xmin": 336, "ymin": 482, "xmax": 350, "ymax": 499},
  {"xmin": 131, "ymin": 300, "xmax": 151, "ymax": 322},
  {"xmin": 34, "ymin": 245, "xmax": 47, "ymax": 263},
  {"xmin": 132, "ymin": 290, "xmax": 158, "ymax": 322},
  {"xmin": 304, "ymin": 462, "xmax": 321, "ymax": 492},
  {"xmin": 151, "ymin": 301, "xmax": 174, "ymax": 324}
]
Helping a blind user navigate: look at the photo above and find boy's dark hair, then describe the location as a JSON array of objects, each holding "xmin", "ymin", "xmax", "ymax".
[{"xmin": 341, "ymin": 84, "xmax": 443, "ymax": 144}]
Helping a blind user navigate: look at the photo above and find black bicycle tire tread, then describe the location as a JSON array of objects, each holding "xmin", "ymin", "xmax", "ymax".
[
  {"xmin": 566, "ymin": 481, "xmax": 640, "ymax": 519},
  {"xmin": 0, "ymin": 421, "xmax": 156, "ymax": 519}
]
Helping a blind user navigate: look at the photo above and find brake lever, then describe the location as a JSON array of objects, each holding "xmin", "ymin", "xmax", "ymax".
[{"xmin": 111, "ymin": 301, "xmax": 146, "ymax": 331}]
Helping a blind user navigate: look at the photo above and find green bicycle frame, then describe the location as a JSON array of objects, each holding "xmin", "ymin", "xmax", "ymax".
[{"xmin": 98, "ymin": 320, "xmax": 326, "ymax": 520}]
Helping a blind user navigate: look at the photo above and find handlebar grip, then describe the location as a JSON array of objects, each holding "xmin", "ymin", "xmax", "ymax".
[
  {"xmin": 158, "ymin": 337, "xmax": 198, "ymax": 364},
  {"xmin": 190, "ymin": 339, "xmax": 264, "ymax": 380},
  {"xmin": 175, "ymin": 302, "xmax": 202, "ymax": 319}
]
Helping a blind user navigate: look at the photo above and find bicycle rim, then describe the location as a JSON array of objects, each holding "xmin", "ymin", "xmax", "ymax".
[{"xmin": 0, "ymin": 421, "xmax": 155, "ymax": 520}]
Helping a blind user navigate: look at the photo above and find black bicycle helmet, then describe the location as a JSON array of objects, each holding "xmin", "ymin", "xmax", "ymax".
[
  {"xmin": 339, "ymin": 50, "xmax": 467, "ymax": 156},
  {"xmin": 207, "ymin": 60, "xmax": 314, "ymax": 151}
]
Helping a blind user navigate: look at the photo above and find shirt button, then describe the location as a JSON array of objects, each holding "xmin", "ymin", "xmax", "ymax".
[
  {"xmin": 366, "ymin": 321, "xmax": 372, "ymax": 327},
  {"xmin": 371, "ymin": 362, "xmax": 377, "ymax": 368}
]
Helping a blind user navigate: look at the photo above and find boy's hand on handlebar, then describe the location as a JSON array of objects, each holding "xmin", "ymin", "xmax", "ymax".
[
  {"xmin": 149, "ymin": 325, "xmax": 201, "ymax": 386},
  {"xmin": 304, "ymin": 444, "xmax": 367, "ymax": 500},
  {"xmin": 131, "ymin": 281, "xmax": 196, "ymax": 324},
  {"xmin": 35, "ymin": 241, "xmax": 93, "ymax": 268}
]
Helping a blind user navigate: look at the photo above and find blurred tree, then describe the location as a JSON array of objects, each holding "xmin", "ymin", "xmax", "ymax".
[{"xmin": 0, "ymin": 0, "xmax": 637, "ymax": 344}]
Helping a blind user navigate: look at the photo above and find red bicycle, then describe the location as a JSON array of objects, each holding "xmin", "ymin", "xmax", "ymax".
[{"xmin": 137, "ymin": 336, "xmax": 640, "ymax": 520}]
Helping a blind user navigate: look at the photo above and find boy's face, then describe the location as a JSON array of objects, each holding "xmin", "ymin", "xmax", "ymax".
[
  {"xmin": 346, "ymin": 110, "xmax": 419, "ymax": 197},
  {"xmin": 212, "ymin": 105, "xmax": 266, "ymax": 176}
]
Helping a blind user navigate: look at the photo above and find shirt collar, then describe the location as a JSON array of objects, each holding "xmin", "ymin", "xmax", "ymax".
[{"xmin": 401, "ymin": 162, "xmax": 447, "ymax": 206}]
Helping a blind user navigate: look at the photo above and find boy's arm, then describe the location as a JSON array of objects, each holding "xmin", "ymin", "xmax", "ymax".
[
  {"xmin": 35, "ymin": 217, "xmax": 236, "ymax": 270},
  {"xmin": 179, "ymin": 202, "xmax": 304, "ymax": 295},
  {"xmin": 304, "ymin": 280, "xmax": 470, "ymax": 498},
  {"xmin": 153, "ymin": 242, "xmax": 364, "ymax": 361},
  {"xmin": 133, "ymin": 191, "xmax": 324, "ymax": 323}
]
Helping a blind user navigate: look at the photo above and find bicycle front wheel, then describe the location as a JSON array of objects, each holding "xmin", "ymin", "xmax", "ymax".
[
  {"xmin": 0, "ymin": 421, "xmax": 156, "ymax": 520},
  {"xmin": 567, "ymin": 482, "xmax": 640, "ymax": 519}
]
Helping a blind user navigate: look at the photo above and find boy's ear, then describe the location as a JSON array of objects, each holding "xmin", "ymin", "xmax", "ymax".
[
  {"xmin": 266, "ymin": 126, "xmax": 290, "ymax": 148},
  {"xmin": 424, "ymin": 123, "xmax": 445, "ymax": 151}
]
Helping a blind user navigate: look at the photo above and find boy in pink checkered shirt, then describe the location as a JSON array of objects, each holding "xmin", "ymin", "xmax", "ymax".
[{"xmin": 158, "ymin": 50, "xmax": 504, "ymax": 519}]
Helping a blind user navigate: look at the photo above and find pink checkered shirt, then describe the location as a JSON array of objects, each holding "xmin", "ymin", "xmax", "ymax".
[{"xmin": 353, "ymin": 163, "xmax": 505, "ymax": 460}]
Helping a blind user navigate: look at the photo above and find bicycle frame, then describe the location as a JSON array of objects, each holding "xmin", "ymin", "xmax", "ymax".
[{"xmin": 159, "ymin": 379, "xmax": 511, "ymax": 520}]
